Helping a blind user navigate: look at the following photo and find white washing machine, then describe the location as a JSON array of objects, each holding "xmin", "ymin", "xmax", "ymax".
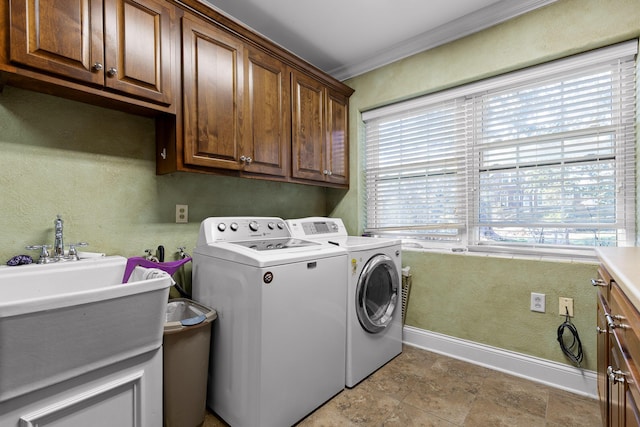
[
  {"xmin": 192, "ymin": 217, "xmax": 348, "ymax": 427},
  {"xmin": 287, "ymin": 217, "xmax": 403, "ymax": 388}
]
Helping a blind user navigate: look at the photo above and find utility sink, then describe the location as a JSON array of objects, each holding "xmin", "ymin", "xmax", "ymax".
[{"xmin": 0, "ymin": 255, "xmax": 171, "ymax": 402}]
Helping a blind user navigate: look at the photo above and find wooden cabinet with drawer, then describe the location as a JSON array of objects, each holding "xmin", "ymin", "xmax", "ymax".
[{"xmin": 595, "ymin": 264, "xmax": 640, "ymax": 426}]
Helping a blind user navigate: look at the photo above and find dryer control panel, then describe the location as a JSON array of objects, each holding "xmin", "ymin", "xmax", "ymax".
[{"xmin": 287, "ymin": 217, "xmax": 348, "ymax": 238}]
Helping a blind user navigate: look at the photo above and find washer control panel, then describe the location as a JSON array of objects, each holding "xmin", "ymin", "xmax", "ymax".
[{"xmin": 201, "ymin": 217, "xmax": 290, "ymax": 243}]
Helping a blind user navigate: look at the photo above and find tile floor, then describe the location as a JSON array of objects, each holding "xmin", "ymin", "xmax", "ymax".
[{"xmin": 203, "ymin": 344, "xmax": 601, "ymax": 427}]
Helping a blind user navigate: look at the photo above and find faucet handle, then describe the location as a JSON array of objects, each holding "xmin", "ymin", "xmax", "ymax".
[
  {"xmin": 177, "ymin": 246, "xmax": 190, "ymax": 259},
  {"xmin": 67, "ymin": 242, "xmax": 89, "ymax": 260},
  {"xmin": 26, "ymin": 244, "xmax": 53, "ymax": 264},
  {"xmin": 144, "ymin": 249, "xmax": 159, "ymax": 263}
]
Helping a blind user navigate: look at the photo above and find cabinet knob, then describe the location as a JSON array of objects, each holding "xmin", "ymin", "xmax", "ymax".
[
  {"xmin": 240, "ymin": 156, "xmax": 252, "ymax": 164},
  {"xmin": 106, "ymin": 67, "xmax": 117, "ymax": 77},
  {"xmin": 92, "ymin": 63, "xmax": 103, "ymax": 72},
  {"xmin": 596, "ymin": 326, "xmax": 607, "ymax": 334},
  {"xmin": 591, "ymin": 278, "xmax": 607, "ymax": 287}
]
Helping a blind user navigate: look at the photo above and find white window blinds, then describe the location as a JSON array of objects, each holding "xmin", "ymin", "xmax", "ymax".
[
  {"xmin": 364, "ymin": 98, "xmax": 468, "ymax": 242},
  {"xmin": 363, "ymin": 41, "xmax": 637, "ymax": 253}
]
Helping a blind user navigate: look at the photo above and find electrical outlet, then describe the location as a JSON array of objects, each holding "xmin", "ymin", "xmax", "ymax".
[
  {"xmin": 175, "ymin": 204, "xmax": 188, "ymax": 223},
  {"xmin": 559, "ymin": 297, "xmax": 574, "ymax": 317},
  {"xmin": 530, "ymin": 292, "xmax": 545, "ymax": 313}
]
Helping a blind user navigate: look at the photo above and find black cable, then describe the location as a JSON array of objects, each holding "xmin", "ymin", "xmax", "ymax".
[{"xmin": 557, "ymin": 309, "xmax": 583, "ymax": 367}]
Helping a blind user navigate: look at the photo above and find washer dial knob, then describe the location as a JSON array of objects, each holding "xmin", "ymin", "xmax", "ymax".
[{"xmin": 249, "ymin": 221, "xmax": 259, "ymax": 232}]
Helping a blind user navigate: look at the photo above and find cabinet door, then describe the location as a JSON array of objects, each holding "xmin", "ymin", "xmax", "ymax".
[
  {"xmin": 598, "ymin": 293, "xmax": 610, "ymax": 424},
  {"xmin": 325, "ymin": 89, "xmax": 349, "ymax": 185},
  {"xmin": 609, "ymin": 338, "xmax": 629, "ymax": 427},
  {"xmin": 9, "ymin": 0, "xmax": 105, "ymax": 85},
  {"xmin": 626, "ymin": 392, "xmax": 640, "ymax": 427},
  {"xmin": 291, "ymin": 70, "xmax": 326, "ymax": 181},
  {"xmin": 243, "ymin": 48, "xmax": 290, "ymax": 177},
  {"xmin": 103, "ymin": 0, "xmax": 173, "ymax": 105},
  {"xmin": 182, "ymin": 15, "xmax": 244, "ymax": 170}
]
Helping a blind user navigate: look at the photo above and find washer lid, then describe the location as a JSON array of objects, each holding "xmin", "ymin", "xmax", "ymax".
[
  {"xmin": 230, "ymin": 238, "xmax": 320, "ymax": 251},
  {"xmin": 194, "ymin": 239, "xmax": 347, "ymax": 267}
]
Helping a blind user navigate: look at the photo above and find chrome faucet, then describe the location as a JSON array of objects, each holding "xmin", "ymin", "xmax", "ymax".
[
  {"xmin": 53, "ymin": 215, "xmax": 64, "ymax": 259},
  {"xmin": 25, "ymin": 216, "xmax": 88, "ymax": 263}
]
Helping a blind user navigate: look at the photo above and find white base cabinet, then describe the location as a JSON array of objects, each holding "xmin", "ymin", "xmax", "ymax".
[{"xmin": 0, "ymin": 348, "xmax": 162, "ymax": 427}]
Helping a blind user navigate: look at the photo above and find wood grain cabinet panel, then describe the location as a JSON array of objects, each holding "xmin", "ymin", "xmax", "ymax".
[
  {"xmin": 8, "ymin": 0, "xmax": 173, "ymax": 106},
  {"xmin": 180, "ymin": 15, "xmax": 292, "ymax": 178},
  {"xmin": 599, "ymin": 292, "xmax": 611, "ymax": 424},
  {"xmin": 291, "ymin": 70, "xmax": 349, "ymax": 186},
  {"xmin": 292, "ymin": 70, "xmax": 326, "ymax": 182},
  {"xmin": 9, "ymin": 0, "xmax": 105, "ymax": 85},
  {"xmin": 104, "ymin": 0, "xmax": 173, "ymax": 105},
  {"xmin": 243, "ymin": 47, "xmax": 290, "ymax": 177},
  {"xmin": 182, "ymin": 14, "xmax": 244, "ymax": 170},
  {"xmin": 326, "ymin": 90, "xmax": 349, "ymax": 185}
]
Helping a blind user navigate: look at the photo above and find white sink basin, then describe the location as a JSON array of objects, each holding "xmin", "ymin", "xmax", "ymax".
[{"xmin": 0, "ymin": 255, "xmax": 171, "ymax": 402}]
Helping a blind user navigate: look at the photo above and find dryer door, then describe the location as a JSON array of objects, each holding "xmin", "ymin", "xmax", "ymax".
[{"xmin": 355, "ymin": 254, "xmax": 399, "ymax": 333}]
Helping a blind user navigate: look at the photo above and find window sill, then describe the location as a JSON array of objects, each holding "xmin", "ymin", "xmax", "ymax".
[{"xmin": 401, "ymin": 242, "xmax": 599, "ymax": 264}]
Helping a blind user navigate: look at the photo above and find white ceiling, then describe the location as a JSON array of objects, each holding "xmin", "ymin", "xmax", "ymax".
[{"xmin": 202, "ymin": 0, "xmax": 557, "ymax": 81}]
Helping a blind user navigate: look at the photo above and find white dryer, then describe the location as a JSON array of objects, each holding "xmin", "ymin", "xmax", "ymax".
[
  {"xmin": 192, "ymin": 217, "xmax": 348, "ymax": 427},
  {"xmin": 287, "ymin": 217, "xmax": 403, "ymax": 388}
]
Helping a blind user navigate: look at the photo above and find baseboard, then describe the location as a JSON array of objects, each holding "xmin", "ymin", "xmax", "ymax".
[{"xmin": 403, "ymin": 326, "xmax": 597, "ymax": 399}]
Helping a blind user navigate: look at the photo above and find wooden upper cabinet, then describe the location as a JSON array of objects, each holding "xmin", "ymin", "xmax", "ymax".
[
  {"xmin": 292, "ymin": 70, "xmax": 350, "ymax": 186},
  {"xmin": 9, "ymin": 0, "xmax": 105, "ymax": 85},
  {"xmin": 326, "ymin": 90, "xmax": 349, "ymax": 185},
  {"xmin": 8, "ymin": 0, "xmax": 173, "ymax": 106},
  {"xmin": 291, "ymin": 70, "xmax": 327, "ymax": 182},
  {"xmin": 181, "ymin": 14, "xmax": 290, "ymax": 177},
  {"xmin": 182, "ymin": 14, "xmax": 244, "ymax": 170},
  {"xmin": 103, "ymin": 0, "xmax": 173, "ymax": 105},
  {"xmin": 243, "ymin": 47, "xmax": 290, "ymax": 177}
]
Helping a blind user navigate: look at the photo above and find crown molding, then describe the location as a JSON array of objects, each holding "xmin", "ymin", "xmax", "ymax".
[{"xmin": 331, "ymin": 0, "xmax": 558, "ymax": 81}]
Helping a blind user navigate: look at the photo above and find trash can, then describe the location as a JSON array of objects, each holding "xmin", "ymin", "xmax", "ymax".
[{"xmin": 163, "ymin": 298, "xmax": 217, "ymax": 427}]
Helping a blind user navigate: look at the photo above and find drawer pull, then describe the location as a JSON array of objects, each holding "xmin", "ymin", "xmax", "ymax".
[
  {"xmin": 606, "ymin": 313, "xmax": 630, "ymax": 330},
  {"xmin": 591, "ymin": 278, "xmax": 607, "ymax": 287},
  {"xmin": 607, "ymin": 366, "xmax": 626, "ymax": 384}
]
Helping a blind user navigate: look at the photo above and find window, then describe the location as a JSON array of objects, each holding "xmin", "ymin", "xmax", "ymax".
[{"xmin": 363, "ymin": 41, "xmax": 637, "ymax": 257}]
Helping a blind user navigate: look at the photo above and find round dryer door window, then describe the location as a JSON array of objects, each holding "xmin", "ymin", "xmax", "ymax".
[{"xmin": 355, "ymin": 254, "xmax": 399, "ymax": 333}]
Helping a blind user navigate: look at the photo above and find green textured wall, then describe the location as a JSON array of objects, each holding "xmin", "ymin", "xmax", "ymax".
[
  {"xmin": 336, "ymin": 0, "xmax": 640, "ymax": 371},
  {"xmin": 0, "ymin": 86, "xmax": 329, "ymax": 292},
  {"xmin": 403, "ymin": 251, "xmax": 598, "ymax": 368}
]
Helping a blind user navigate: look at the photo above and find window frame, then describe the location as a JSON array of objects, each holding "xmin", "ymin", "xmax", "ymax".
[{"xmin": 362, "ymin": 41, "xmax": 638, "ymax": 259}]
